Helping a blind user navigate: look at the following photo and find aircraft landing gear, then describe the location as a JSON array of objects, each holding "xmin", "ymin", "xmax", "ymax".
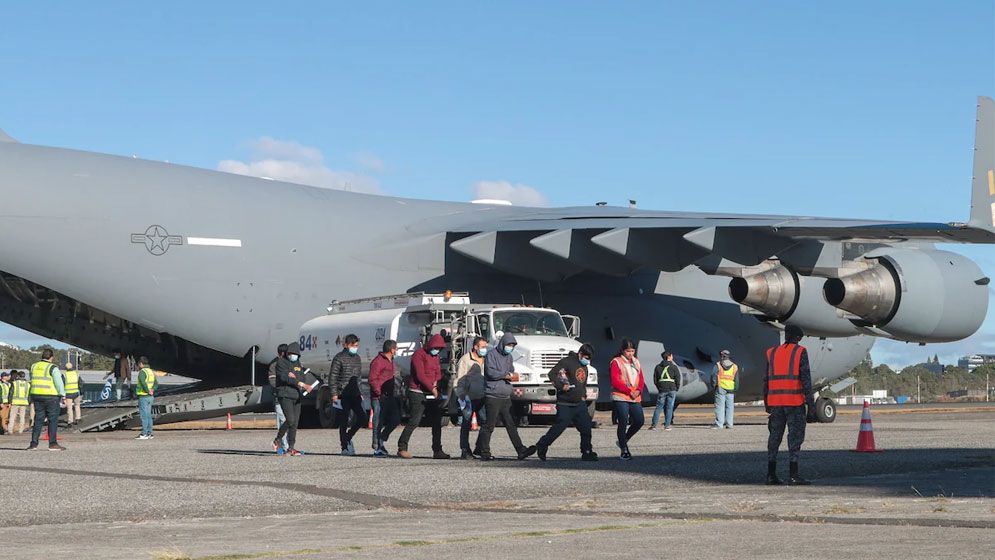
[{"xmin": 813, "ymin": 397, "xmax": 836, "ymax": 423}]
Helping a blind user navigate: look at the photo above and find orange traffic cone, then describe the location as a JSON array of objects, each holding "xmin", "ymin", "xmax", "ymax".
[
  {"xmin": 367, "ymin": 408, "xmax": 374, "ymax": 429},
  {"xmin": 852, "ymin": 400, "xmax": 882, "ymax": 452},
  {"xmin": 470, "ymin": 412, "xmax": 479, "ymax": 431},
  {"xmin": 41, "ymin": 429, "xmax": 49, "ymax": 441},
  {"xmin": 226, "ymin": 413, "xmax": 233, "ymax": 430}
]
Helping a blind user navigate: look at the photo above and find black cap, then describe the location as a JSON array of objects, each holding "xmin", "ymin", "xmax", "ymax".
[
  {"xmin": 287, "ymin": 342, "xmax": 302, "ymax": 354},
  {"xmin": 785, "ymin": 324, "xmax": 804, "ymax": 341}
]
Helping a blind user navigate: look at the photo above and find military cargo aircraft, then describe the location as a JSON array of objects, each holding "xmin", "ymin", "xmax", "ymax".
[{"xmin": 0, "ymin": 97, "xmax": 991, "ymax": 421}]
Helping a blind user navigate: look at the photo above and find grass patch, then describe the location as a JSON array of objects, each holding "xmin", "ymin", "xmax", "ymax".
[{"xmin": 395, "ymin": 540, "xmax": 433, "ymax": 547}]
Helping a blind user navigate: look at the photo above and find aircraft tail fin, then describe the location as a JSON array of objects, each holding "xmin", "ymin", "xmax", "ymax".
[
  {"xmin": 0, "ymin": 128, "xmax": 17, "ymax": 143},
  {"xmin": 968, "ymin": 96, "xmax": 995, "ymax": 230}
]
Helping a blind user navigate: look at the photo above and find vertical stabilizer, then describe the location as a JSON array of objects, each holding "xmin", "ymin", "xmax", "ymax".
[{"xmin": 968, "ymin": 96, "xmax": 995, "ymax": 230}]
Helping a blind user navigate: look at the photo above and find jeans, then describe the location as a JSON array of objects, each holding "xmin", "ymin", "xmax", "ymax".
[
  {"xmin": 377, "ymin": 395, "xmax": 401, "ymax": 448},
  {"xmin": 397, "ymin": 392, "xmax": 443, "ymax": 453},
  {"xmin": 274, "ymin": 401, "xmax": 289, "ymax": 448},
  {"xmin": 714, "ymin": 388, "xmax": 735, "ymax": 427},
  {"xmin": 459, "ymin": 398, "xmax": 486, "ymax": 453},
  {"xmin": 138, "ymin": 396, "xmax": 154, "ymax": 435},
  {"xmin": 336, "ymin": 394, "xmax": 365, "ymax": 450},
  {"xmin": 537, "ymin": 402, "xmax": 593, "ymax": 454},
  {"xmin": 651, "ymin": 391, "xmax": 677, "ymax": 428},
  {"xmin": 371, "ymin": 398, "xmax": 381, "ymax": 449},
  {"xmin": 115, "ymin": 377, "xmax": 131, "ymax": 401},
  {"xmin": 30, "ymin": 396, "xmax": 60, "ymax": 445},
  {"xmin": 476, "ymin": 397, "xmax": 526, "ymax": 457},
  {"xmin": 276, "ymin": 396, "xmax": 302, "ymax": 450},
  {"xmin": 613, "ymin": 400, "xmax": 644, "ymax": 448}
]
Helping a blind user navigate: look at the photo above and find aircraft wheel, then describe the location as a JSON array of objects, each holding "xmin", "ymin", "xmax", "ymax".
[{"xmin": 815, "ymin": 397, "xmax": 836, "ymax": 423}]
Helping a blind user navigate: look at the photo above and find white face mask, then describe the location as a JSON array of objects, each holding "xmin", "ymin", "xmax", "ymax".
[{"xmin": 289, "ymin": 354, "xmax": 299, "ymax": 362}]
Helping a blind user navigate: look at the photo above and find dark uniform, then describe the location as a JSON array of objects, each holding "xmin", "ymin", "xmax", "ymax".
[
  {"xmin": 763, "ymin": 332, "xmax": 814, "ymax": 485},
  {"xmin": 274, "ymin": 342, "xmax": 306, "ymax": 454},
  {"xmin": 534, "ymin": 351, "xmax": 596, "ymax": 461}
]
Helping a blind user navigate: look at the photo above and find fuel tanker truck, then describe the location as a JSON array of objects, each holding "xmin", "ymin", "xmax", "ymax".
[{"xmin": 297, "ymin": 292, "xmax": 599, "ymax": 427}]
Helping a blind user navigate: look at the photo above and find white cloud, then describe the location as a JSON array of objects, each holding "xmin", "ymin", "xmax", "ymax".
[
  {"xmin": 218, "ymin": 137, "xmax": 382, "ymax": 194},
  {"xmin": 472, "ymin": 180, "xmax": 548, "ymax": 207},
  {"xmin": 352, "ymin": 151, "xmax": 386, "ymax": 173}
]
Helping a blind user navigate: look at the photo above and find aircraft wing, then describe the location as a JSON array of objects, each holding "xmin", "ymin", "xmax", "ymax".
[{"xmin": 445, "ymin": 97, "xmax": 995, "ymax": 280}]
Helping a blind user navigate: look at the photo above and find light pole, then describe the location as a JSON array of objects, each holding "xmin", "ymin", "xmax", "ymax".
[{"xmin": 917, "ymin": 374, "xmax": 921, "ymax": 404}]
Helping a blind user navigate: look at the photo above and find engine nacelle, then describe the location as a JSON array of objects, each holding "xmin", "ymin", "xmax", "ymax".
[
  {"xmin": 729, "ymin": 265, "xmax": 862, "ymax": 337},
  {"xmin": 823, "ymin": 249, "xmax": 989, "ymax": 343}
]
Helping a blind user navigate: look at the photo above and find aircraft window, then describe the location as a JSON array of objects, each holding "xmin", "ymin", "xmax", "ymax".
[{"xmin": 492, "ymin": 310, "xmax": 569, "ymax": 337}]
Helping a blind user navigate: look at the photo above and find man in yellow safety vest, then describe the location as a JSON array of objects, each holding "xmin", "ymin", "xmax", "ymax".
[
  {"xmin": 134, "ymin": 356, "xmax": 159, "ymax": 440},
  {"xmin": 7, "ymin": 372, "xmax": 31, "ymax": 434},
  {"xmin": 711, "ymin": 349, "xmax": 740, "ymax": 430},
  {"xmin": 0, "ymin": 370, "xmax": 11, "ymax": 435},
  {"xmin": 28, "ymin": 348, "xmax": 67, "ymax": 450},
  {"xmin": 63, "ymin": 362, "xmax": 83, "ymax": 430}
]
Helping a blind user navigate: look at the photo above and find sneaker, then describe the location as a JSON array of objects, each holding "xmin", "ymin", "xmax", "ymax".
[
  {"xmin": 664, "ymin": 426, "xmax": 673, "ymax": 431},
  {"xmin": 460, "ymin": 449, "xmax": 474, "ymax": 460},
  {"xmin": 288, "ymin": 448, "xmax": 304, "ymax": 456},
  {"xmin": 725, "ymin": 425, "xmax": 732, "ymax": 430},
  {"xmin": 273, "ymin": 438, "xmax": 283, "ymax": 453},
  {"xmin": 788, "ymin": 475, "xmax": 811, "ymax": 486},
  {"xmin": 581, "ymin": 451, "xmax": 598, "ymax": 462},
  {"xmin": 478, "ymin": 453, "xmax": 494, "ymax": 461},
  {"xmin": 766, "ymin": 474, "xmax": 783, "ymax": 486},
  {"xmin": 710, "ymin": 425, "xmax": 719, "ymax": 430},
  {"xmin": 537, "ymin": 444, "xmax": 548, "ymax": 461},
  {"xmin": 517, "ymin": 445, "xmax": 537, "ymax": 460},
  {"xmin": 620, "ymin": 450, "xmax": 632, "ymax": 461},
  {"xmin": 346, "ymin": 440, "xmax": 355, "ymax": 455},
  {"xmin": 26, "ymin": 443, "xmax": 38, "ymax": 451},
  {"xmin": 147, "ymin": 434, "xmax": 154, "ymax": 439},
  {"xmin": 397, "ymin": 449, "xmax": 413, "ymax": 459},
  {"xmin": 48, "ymin": 444, "xmax": 67, "ymax": 451},
  {"xmin": 647, "ymin": 425, "xmax": 655, "ymax": 431},
  {"xmin": 276, "ymin": 447, "xmax": 286, "ymax": 456},
  {"xmin": 341, "ymin": 446, "xmax": 355, "ymax": 456},
  {"xmin": 433, "ymin": 450, "xmax": 451, "ymax": 460},
  {"xmin": 373, "ymin": 448, "xmax": 388, "ymax": 458}
]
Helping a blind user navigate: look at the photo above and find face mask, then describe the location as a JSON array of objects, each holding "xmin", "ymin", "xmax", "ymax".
[
  {"xmin": 503, "ymin": 345, "xmax": 515, "ymax": 355},
  {"xmin": 429, "ymin": 349, "xmax": 440, "ymax": 356},
  {"xmin": 579, "ymin": 358, "xmax": 590, "ymax": 366},
  {"xmin": 289, "ymin": 354, "xmax": 299, "ymax": 362},
  {"xmin": 477, "ymin": 347, "xmax": 488, "ymax": 357},
  {"xmin": 721, "ymin": 359, "xmax": 732, "ymax": 368},
  {"xmin": 348, "ymin": 347, "xmax": 359, "ymax": 355}
]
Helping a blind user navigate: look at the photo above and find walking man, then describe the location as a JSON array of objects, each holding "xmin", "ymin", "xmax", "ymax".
[
  {"xmin": 396, "ymin": 334, "xmax": 450, "ymax": 459},
  {"xmin": 533, "ymin": 343, "xmax": 598, "ymax": 461},
  {"xmin": 329, "ymin": 334, "xmax": 365, "ymax": 456},
  {"xmin": 28, "ymin": 348, "xmax": 66, "ymax": 451},
  {"xmin": 368, "ymin": 340, "xmax": 400, "ymax": 457},
  {"xmin": 134, "ymin": 357, "xmax": 158, "ymax": 440},
  {"xmin": 274, "ymin": 342, "xmax": 308, "ymax": 456},
  {"xmin": 476, "ymin": 333, "xmax": 536, "ymax": 461},
  {"xmin": 711, "ymin": 349, "xmax": 739, "ymax": 429},
  {"xmin": 63, "ymin": 362, "xmax": 82, "ymax": 430},
  {"xmin": 649, "ymin": 350, "xmax": 681, "ymax": 430},
  {"xmin": 455, "ymin": 336, "xmax": 488, "ymax": 459},
  {"xmin": 105, "ymin": 349, "xmax": 131, "ymax": 401},
  {"xmin": 764, "ymin": 325, "xmax": 815, "ymax": 485},
  {"xmin": 268, "ymin": 343, "xmax": 289, "ymax": 450}
]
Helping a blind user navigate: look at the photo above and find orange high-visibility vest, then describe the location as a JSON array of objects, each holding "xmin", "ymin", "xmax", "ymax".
[{"xmin": 765, "ymin": 343, "xmax": 806, "ymax": 407}]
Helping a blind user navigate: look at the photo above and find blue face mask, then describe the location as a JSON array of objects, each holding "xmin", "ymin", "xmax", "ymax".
[
  {"xmin": 477, "ymin": 347, "xmax": 488, "ymax": 357},
  {"xmin": 579, "ymin": 358, "xmax": 590, "ymax": 366},
  {"xmin": 348, "ymin": 346, "xmax": 358, "ymax": 355},
  {"xmin": 503, "ymin": 345, "xmax": 515, "ymax": 355},
  {"xmin": 429, "ymin": 349, "xmax": 440, "ymax": 356},
  {"xmin": 289, "ymin": 354, "xmax": 299, "ymax": 362}
]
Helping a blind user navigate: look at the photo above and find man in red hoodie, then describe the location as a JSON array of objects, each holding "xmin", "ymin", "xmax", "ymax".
[
  {"xmin": 396, "ymin": 334, "xmax": 450, "ymax": 459},
  {"xmin": 368, "ymin": 340, "xmax": 399, "ymax": 457}
]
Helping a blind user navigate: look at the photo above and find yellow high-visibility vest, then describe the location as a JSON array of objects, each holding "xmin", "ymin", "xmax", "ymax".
[
  {"xmin": 717, "ymin": 363, "xmax": 738, "ymax": 391},
  {"xmin": 64, "ymin": 369, "xmax": 80, "ymax": 395},
  {"xmin": 134, "ymin": 367, "xmax": 156, "ymax": 396},
  {"xmin": 0, "ymin": 381, "xmax": 10, "ymax": 403},
  {"xmin": 11, "ymin": 380, "xmax": 29, "ymax": 406},
  {"xmin": 29, "ymin": 361, "xmax": 58, "ymax": 396}
]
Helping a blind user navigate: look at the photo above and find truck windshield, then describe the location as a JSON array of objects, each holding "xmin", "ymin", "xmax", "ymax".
[{"xmin": 492, "ymin": 310, "xmax": 569, "ymax": 337}]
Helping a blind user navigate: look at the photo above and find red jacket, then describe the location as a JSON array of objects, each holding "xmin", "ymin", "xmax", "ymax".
[
  {"xmin": 610, "ymin": 357, "xmax": 645, "ymax": 402},
  {"xmin": 408, "ymin": 334, "xmax": 446, "ymax": 393},
  {"xmin": 368, "ymin": 353, "xmax": 395, "ymax": 398}
]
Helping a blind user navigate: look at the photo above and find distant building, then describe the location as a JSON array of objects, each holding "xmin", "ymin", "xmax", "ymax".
[{"xmin": 957, "ymin": 354, "xmax": 995, "ymax": 372}]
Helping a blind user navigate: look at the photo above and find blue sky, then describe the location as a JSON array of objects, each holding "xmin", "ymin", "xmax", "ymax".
[{"xmin": 1, "ymin": 1, "xmax": 993, "ymax": 366}]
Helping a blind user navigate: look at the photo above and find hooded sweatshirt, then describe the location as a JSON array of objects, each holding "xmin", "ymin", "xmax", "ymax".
[
  {"xmin": 408, "ymin": 334, "xmax": 446, "ymax": 393},
  {"xmin": 484, "ymin": 332, "xmax": 518, "ymax": 399}
]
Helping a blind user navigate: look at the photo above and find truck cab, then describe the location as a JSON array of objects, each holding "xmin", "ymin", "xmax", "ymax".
[{"xmin": 469, "ymin": 306, "xmax": 599, "ymax": 422}]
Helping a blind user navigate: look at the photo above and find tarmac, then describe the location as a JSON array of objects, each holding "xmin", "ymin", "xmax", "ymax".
[{"xmin": 1, "ymin": 404, "xmax": 992, "ymax": 559}]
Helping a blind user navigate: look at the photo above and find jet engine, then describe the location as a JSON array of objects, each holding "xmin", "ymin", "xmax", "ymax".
[
  {"xmin": 823, "ymin": 249, "xmax": 989, "ymax": 343},
  {"xmin": 729, "ymin": 264, "xmax": 861, "ymax": 337}
]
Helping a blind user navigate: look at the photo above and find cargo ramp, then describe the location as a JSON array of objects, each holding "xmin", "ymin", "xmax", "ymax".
[{"xmin": 78, "ymin": 385, "xmax": 267, "ymax": 432}]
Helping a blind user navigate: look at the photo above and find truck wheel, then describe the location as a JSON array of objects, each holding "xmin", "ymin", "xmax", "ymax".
[{"xmin": 815, "ymin": 397, "xmax": 836, "ymax": 423}]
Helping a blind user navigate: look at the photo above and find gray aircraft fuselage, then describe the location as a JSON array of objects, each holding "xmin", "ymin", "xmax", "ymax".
[{"xmin": 0, "ymin": 141, "xmax": 877, "ymax": 404}]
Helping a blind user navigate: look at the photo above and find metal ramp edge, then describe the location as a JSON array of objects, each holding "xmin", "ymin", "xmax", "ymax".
[{"xmin": 78, "ymin": 385, "xmax": 267, "ymax": 432}]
